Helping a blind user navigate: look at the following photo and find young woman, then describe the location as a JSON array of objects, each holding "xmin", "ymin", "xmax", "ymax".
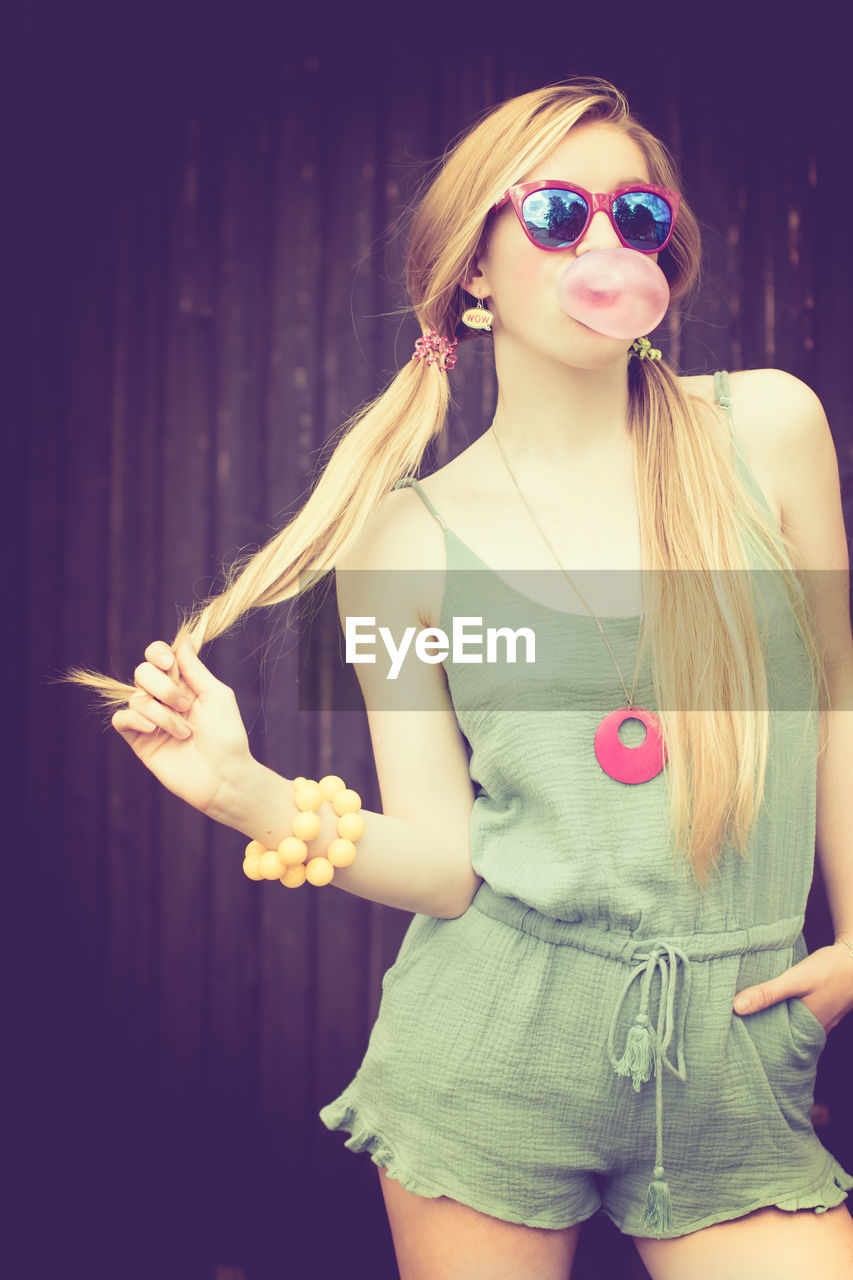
[{"xmin": 70, "ymin": 78, "xmax": 853, "ymax": 1278}]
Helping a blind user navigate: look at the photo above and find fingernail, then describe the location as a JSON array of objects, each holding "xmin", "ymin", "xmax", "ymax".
[
  {"xmin": 176, "ymin": 697, "xmax": 190, "ymax": 712},
  {"xmin": 734, "ymin": 995, "xmax": 750, "ymax": 1013},
  {"xmin": 176, "ymin": 724, "xmax": 192, "ymax": 739}
]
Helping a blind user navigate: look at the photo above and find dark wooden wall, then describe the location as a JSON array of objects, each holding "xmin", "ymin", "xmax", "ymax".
[{"xmin": 9, "ymin": 1, "xmax": 852, "ymax": 1277}]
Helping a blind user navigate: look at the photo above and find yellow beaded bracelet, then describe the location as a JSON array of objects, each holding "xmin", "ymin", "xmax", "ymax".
[{"xmin": 241, "ymin": 774, "xmax": 365, "ymax": 889}]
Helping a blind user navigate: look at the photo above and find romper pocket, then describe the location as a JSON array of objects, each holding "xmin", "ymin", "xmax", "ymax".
[
  {"xmin": 787, "ymin": 995, "xmax": 827, "ymax": 1055},
  {"xmin": 380, "ymin": 914, "xmax": 444, "ymax": 993},
  {"xmin": 733, "ymin": 996, "xmax": 823, "ymax": 1139}
]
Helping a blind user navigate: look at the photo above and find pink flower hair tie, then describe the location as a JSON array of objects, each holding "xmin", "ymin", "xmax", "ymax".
[{"xmin": 412, "ymin": 330, "xmax": 459, "ymax": 372}]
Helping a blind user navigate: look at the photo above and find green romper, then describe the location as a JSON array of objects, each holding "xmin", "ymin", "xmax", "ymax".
[{"xmin": 320, "ymin": 371, "xmax": 853, "ymax": 1238}]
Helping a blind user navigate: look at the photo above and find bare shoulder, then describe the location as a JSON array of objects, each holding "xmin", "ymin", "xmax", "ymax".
[
  {"xmin": 336, "ymin": 484, "xmax": 445, "ymax": 575},
  {"xmin": 721, "ymin": 366, "xmax": 826, "ymax": 431},
  {"xmin": 716, "ymin": 369, "xmax": 832, "ymax": 528},
  {"xmin": 680, "ymin": 366, "xmax": 807, "ymax": 424},
  {"xmin": 730, "ymin": 369, "xmax": 841, "ymax": 548},
  {"xmin": 680, "ymin": 368, "xmax": 813, "ymax": 528},
  {"xmin": 335, "ymin": 429, "xmax": 497, "ymax": 627},
  {"xmin": 393, "ymin": 431, "xmax": 496, "ymax": 526},
  {"xmin": 725, "ymin": 367, "xmax": 830, "ymax": 445},
  {"xmin": 727, "ymin": 372, "xmax": 849, "ymax": 678},
  {"xmin": 335, "ymin": 483, "xmax": 447, "ymax": 630}
]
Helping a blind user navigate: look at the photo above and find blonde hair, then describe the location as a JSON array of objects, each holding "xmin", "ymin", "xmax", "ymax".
[{"xmin": 66, "ymin": 76, "xmax": 829, "ymax": 889}]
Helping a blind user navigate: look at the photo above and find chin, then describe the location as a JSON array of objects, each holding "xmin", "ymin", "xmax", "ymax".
[
  {"xmin": 557, "ymin": 337, "xmax": 629, "ymax": 369},
  {"xmin": 498, "ymin": 326, "xmax": 628, "ymax": 370},
  {"xmin": 556, "ymin": 315, "xmax": 630, "ymax": 358}
]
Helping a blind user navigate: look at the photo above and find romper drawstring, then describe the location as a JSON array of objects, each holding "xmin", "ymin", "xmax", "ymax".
[{"xmin": 606, "ymin": 942, "xmax": 692, "ymax": 1233}]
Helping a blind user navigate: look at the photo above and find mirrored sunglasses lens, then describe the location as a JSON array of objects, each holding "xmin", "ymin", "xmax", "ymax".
[
  {"xmin": 521, "ymin": 188, "xmax": 588, "ymax": 247},
  {"xmin": 613, "ymin": 191, "xmax": 673, "ymax": 250}
]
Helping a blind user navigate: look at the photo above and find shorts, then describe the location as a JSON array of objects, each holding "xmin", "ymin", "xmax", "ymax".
[{"xmin": 319, "ymin": 882, "xmax": 853, "ymax": 1238}]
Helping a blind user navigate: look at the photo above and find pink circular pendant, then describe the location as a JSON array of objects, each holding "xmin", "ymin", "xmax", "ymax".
[{"xmin": 594, "ymin": 706, "xmax": 667, "ymax": 784}]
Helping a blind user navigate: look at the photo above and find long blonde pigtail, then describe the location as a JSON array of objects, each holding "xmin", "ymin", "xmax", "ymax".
[
  {"xmin": 64, "ymin": 357, "xmax": 451, "ymax": 710},
  {"xmin": 628, "ymin": 356, "xmax": 828, "ymax": 888}
]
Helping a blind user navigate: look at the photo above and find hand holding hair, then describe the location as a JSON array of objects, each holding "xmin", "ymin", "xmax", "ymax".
[{"xmin": 111, "ymin": 638, "xmax": 253, "ymax": 818}]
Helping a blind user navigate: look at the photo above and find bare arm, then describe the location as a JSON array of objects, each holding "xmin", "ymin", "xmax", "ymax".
[
  {"xmin": 209, "ymin": 726, "xmax": 478, "ymax": 919},
  {"xmin": 116, "ymin": 490, "xmax": 481, "ymax": 920},
  {"xmin": 730, "ymin": 371, "xmax": 853, "ymax": 1034}
]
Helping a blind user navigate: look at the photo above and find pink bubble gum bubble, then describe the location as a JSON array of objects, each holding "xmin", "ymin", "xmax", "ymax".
[{"xmin": 556, "ymin": 247, "xmax": 670, "ymax": 340}]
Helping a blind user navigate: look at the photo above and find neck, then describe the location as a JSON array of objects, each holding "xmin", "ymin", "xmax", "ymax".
[{"xmin": 490, "ymin": 338, "xmax": 634, "ymax": 469}]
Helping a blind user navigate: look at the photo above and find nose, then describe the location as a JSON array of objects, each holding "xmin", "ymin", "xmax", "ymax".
[{"xmin": 575, "ymin": 208, "xmax": 621, "ymax": 254}]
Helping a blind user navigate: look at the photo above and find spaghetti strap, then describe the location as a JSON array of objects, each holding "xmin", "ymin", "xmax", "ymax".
[
  {"xmin": 392, "ymin": 476, "xmax": 448, "ymax": 530},
  {"xmin": 713, "ymin": 370, "xmax": 735, "ymax": 437}
]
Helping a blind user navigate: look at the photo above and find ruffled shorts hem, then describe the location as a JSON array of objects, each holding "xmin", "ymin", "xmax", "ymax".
[
  {"xmin": 605, "ymin": 1156, "xmax": 853, "ymax": 1240},
  {"xmin": 318, "ymin": 1097, "xmax": 601, "ymax": 1230},
  {"xmin": 321, "ymin": 1094, "xmax": 853, "ymax": 1239}
]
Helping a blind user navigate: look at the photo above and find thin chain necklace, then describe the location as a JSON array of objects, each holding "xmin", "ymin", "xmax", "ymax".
[{"xmin": 491, "ymin": 423, "xmax": 667, "ymax": 785}]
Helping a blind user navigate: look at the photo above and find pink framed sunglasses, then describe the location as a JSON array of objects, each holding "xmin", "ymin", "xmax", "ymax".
[{"xmin": 493, "ymin": 180, "xmax": 681, "ymax": 254}]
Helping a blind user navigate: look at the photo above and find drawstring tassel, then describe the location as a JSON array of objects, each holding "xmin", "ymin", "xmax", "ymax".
[
  {"xmin": 643, "ymin": 1165, "xmax": 672, "ymax": 1233},
  {"xmin": 614, "ymin": 1013, "xmax": 655, "ymax": 1091},
  {"xmin": 605, "ymin": 945, "xmax": 691, "ymax": 1238}
]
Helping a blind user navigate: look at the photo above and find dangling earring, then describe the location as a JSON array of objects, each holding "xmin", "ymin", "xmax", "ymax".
[{"xmin": 461, "ymin": 297, "xmax": 494, "ymax": 332}]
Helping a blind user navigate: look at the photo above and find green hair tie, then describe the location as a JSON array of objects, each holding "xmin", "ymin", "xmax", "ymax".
[{"xmin": 630, "ymin": 337, "xmax": 662, "ymax": 361}]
